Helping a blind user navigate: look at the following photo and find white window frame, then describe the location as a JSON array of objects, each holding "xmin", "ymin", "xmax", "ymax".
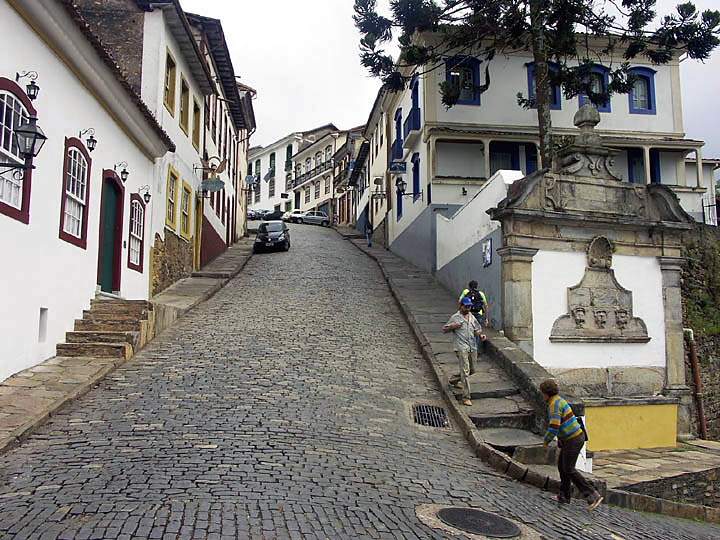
[
  {"xmin": 62, "ymin": 148, "xmax": 89, "ymax": 238},
  {"xmin": 0, "ymin": 91, "xmax": 28, "ymax": 209}
]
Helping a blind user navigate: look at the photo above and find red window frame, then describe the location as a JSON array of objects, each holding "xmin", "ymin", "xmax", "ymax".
[
  {"xmin": 0, "ymin": 77, "xmax": 37, "ymax": 224},
  {"xmin": 58, "ymin": 137, "xmax": 92, "ymax": 248},
  {"xmin": 127, "ymin": 193, "xmax": 146, "ymax": 272}
]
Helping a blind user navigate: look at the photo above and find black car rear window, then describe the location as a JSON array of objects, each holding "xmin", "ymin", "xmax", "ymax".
[{"xmin": 260, "ymin": 223, "xmax": 283, "ymax": 233}]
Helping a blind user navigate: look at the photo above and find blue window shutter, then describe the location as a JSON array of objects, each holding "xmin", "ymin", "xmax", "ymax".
[
  {"xmin": 396, "ymin": 188, "xmax": 403, "ymax": 221},
  {"xmin": 650, "ymin": 149, "xmax": 661, "ymax": 184},
  {"xmin": 628, "ymin": 67, "xmax": 657, "ymax": 115},
  {"xmin": 412, "ymin": 153, "xmax": 420, "ymax": 202},
  {"xmin": 526, "ymin": 62, "xmax": 561, "ymax": 110},
  {"xmin": 627, "ymin": 148, "xmax": 643, "ymax": 183}
]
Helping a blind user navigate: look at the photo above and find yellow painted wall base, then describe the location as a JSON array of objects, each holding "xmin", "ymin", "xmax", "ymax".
[{"xmin": 585, "ymin": 404, "xmax": 677, "ymax": 451}]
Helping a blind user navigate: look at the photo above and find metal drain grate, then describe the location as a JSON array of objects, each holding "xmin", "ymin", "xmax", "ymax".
[
  {"xmin": 437, "ymin": 508, "xmax": 521, "ymax": 538},
  {"xmin": 412, "ymin": 404, "xmax": 449, "ymax": 428}
]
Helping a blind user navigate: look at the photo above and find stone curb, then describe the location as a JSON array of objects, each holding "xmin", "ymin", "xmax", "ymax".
[
  {"xmin": 338, "ymin": 234, "xmax": 560, "ymax": 493},
  {"xmin": 0, "ymin": 248, "xmax": 253, "ymax": 457}
]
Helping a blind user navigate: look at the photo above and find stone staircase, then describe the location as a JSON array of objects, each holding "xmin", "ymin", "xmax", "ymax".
[
  {"xmin": 57, "ymin": 298, "xmax": 153, "ymax": 360},
  {"xmin": 434, "ymin": 349, "xmax": 544, "ymax": 453}
]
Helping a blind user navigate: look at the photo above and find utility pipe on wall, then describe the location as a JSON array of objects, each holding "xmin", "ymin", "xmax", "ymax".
[{"xmin": 684, "ymin": 328, "xmax": 709, "ymax": 440}]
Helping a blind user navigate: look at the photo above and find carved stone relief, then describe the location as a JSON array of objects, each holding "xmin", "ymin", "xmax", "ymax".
[{"xmin": 550, "ymin": 237, "xmax": 650, "ymax": 343}]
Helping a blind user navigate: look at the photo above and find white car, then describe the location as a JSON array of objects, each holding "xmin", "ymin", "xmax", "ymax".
[
  {"xmin": 298, "ymin": 210, "xmax": 330, "ymax": 226},
  {"xmin": 283, "ymin": 210, "xmax": 306, "ymax": 223}
]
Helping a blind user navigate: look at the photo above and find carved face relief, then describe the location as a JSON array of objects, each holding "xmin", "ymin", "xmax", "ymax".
[
  {"xmin": 616, "ymin": 309, "xmax": 629, "ymax": 329},
  {"xmin": 572, "ymin": 307, "xmax": 586, "ymax": 328},
  {"xmin": 594, "ymin": 309, "xmax": 608, "ymax": 329}
]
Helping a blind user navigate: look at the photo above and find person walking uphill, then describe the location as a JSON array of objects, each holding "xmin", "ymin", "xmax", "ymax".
[
  {"xmin": 540, "ymin": 379, "xmax": 603, "ymax": 510},
  {"xmin": 443, "ymin": 297, "xmax": 485, "ymax": 406}
]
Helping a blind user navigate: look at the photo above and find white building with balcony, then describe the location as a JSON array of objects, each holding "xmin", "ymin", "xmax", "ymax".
[
  {"xmin": 248, "ymin": 123, "xmax": 337, "ymax": 214},
  {"xmin": 380, "ymin": 43, "xmax": 718, "ymax": 273}
]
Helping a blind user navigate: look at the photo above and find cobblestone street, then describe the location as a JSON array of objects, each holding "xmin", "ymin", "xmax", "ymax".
[{"xmin": 1, "ymin": 225, "xmax": 719, "ymax": 539}]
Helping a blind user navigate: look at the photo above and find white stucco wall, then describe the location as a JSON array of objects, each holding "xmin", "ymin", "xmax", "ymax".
[
  {"xmin": 436, "ymin": 170, "xmax": 523, "ymax": 269},
  {"xmin": 428, "ymin": 53, "xmax": 679, "ymax": 135},
  {"xmin": 249, "ymin": 135, "xmax": 297, "ymax": 212},
  {"xmin": 0, "ymin": 2, "xmax": 161, "ymax": 381},
  {"xmin": 142, "ymin": 10, "xmax": 205, "ymax": 242},
  {"xmin": 436, "ymin": 142, "xmax": 484, "ymax": 177},
  {"xmin": 531, "ymin": 251, "xmax": 666, "ymax": 370}
]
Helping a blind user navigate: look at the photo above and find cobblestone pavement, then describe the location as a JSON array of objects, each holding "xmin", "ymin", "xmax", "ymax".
[{"xmin": 1, "ymin": 225, "xmax": 719, "ymax": 539}]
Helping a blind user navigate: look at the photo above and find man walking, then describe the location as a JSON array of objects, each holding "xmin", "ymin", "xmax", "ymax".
[
  {"xmin": 443, "ymin": 297, "xmax": 485, "ymax": 406},
  {"xmin": 540, "ymin": 379, "xmax": 603, "ymax": 509},
  {"xmin": 364, "ymin": 220, "xmax": 373, "ymax": 248}
]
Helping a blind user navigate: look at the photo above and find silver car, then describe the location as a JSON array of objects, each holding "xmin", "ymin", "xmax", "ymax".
[{"xmin": 299, "ymin": 211, "xmax": 330, "ymax": 226}]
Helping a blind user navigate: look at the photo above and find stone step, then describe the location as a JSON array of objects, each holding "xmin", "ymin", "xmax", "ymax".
[
  {"xmin": 451, "ymin": 381, "xmax": 520, "ymax": 400},
  {"xmin": 56, "ymin": 342, "xmax": 131, "ymax": 360},
  {"xmin": 65, "ymin": 331, "xmax": 138, "ymax": 347},
  {"xmin": 469, "ymin": 412, "xmax": 535, "ymax": 430},
  {"xmin": 477, "ymin": 428, "xmax": 544, "ymax": 453},
  {"xmin": 74, "ymin": 319, "xmax": 141, "ymax": 332},
  {"xmin": 89, "ymin": 301, "xmax": 152, "ymax": 315},
  {"xmin": 513, "ymin": 443, "xmax": 560, "ymax": 465},
  {"xmin": 91, "ymin": 298, "xmax": 151, "ymax": 308},
  {"xmin": 83, "ymin": 310, "xmax": 145, "ymax": 322}
]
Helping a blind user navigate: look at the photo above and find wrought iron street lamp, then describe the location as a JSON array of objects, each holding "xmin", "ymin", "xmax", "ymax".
[
  {"xmin": 114, "ymin": 161, "xmax": 129, "ymax": 183},
  {"xmin": 138, "ymin": 185, "xmax": 151, "ymax": 204},
  {"xmin": 395, "ymin": 176, "xmax": 422, "ymax": 198},
  {"xmin": 15, "ymin": 71, "xmax": 39, "ymax": 101},
  {"xmin": 0, "ymin": 116, "xmax": 48, "ymax": 175},
  {"xmin": 79, "ymin": 128, "xmax": 97, "ymax": 152}
]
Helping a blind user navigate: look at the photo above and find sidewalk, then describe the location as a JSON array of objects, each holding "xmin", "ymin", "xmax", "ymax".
[{"xmin": 0, "ymin": 239, "xmax": 253, "ymax": 455}]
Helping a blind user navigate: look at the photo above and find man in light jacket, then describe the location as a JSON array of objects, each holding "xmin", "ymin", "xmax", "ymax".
[{"xmin": 443, "ymin": 297, "xmax": 485, "ymax": 406}]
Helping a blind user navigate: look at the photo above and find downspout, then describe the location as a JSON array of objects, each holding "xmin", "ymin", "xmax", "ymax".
[{"xmin": 684, "ymin": 328, "xmax": 709, "ymax": 439}]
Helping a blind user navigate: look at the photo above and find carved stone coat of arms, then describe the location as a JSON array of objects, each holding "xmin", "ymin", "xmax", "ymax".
[{"xmin": 550, "ymin": 237, "xmax": 650, "ymax": 343}]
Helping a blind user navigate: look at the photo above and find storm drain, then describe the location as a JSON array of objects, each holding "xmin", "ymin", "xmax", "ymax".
[
  {"xmin": 437, "ymin": 508, "xmax": 521, "ymax": 538},
  {"xmin": 412, "ymin": 404, "xmax": 449, "ymax": 428}
]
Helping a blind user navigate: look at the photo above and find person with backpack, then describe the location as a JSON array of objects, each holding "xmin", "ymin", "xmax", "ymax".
[
  {"xmin": 459, "ymin": 280, "xmax": 488, "ymax": 325},
  {"xmin": 459, "ymin": 281, "xmax": 488, "ymax": 350},
  {"xmin": 442, "ymin": 297, "xmax": 486, "ymax": 406},
  {"xmin": 540, "ymin": 379, "xmax": 603, "ymax": 510}
]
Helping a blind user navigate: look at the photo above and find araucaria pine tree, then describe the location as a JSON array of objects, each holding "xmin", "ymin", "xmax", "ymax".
[{"xmin": 353, "ymin": 0, "xmax": 720, "ymax": 165}]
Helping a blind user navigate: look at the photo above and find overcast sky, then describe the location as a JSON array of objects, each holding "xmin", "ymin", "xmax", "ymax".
[{"xmin": 181, "ymin": 0, "xmax": 719, "ymax": 157}]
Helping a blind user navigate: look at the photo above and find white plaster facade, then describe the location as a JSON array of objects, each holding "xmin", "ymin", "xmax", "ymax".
[
  {"xmin": 380, "ymin": 43, "xmax": 716, "ymax": 254},
  {"xmin": 531, "ymin": 251, "xmax": 666, "ymax": 372},
  {"xmin": 0, "ymin": 0, "xmax": 172, "ymax": 381},
  {"xmin": 248, "ymin": 135, "xmax": 298, "ymax": 213},
  {"xmin": 140, "ymin": 7, "xmax": 212, "ymax": 263}
]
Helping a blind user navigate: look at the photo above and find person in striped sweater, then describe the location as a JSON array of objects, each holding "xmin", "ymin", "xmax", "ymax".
[{"xmin": 540, "ymin": 379, "xmax": 603, "ymax": 509}]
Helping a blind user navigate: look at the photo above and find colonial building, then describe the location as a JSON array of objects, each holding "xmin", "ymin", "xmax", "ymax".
[
  {"xmin": 0, "ymin": 0, "xmax": 254, "ymax": 384},
  {"xmin": 333, "ymin": 127, "xmax": 368, "ymax": 227},
  {"xmin": 187, "ymin": 13, "xmax": 257, "ymax": 267},
  {"xmin": 248, "ymin": 123, "xmax": 337, "ymax": 214},
  {"xmin": 0, "ymin": 0, "xmax": 174, "ymax": 381},
  {"xmin": 291, "ymin": 128, "xmax": 359, "ymax": 216},
  {"xmin": 379, "ymin": 42, "xmax": 717, "ymax": 274},
  {"xmin": 74, "ymin": 0, "xmax": 216, "ymax": 294}
]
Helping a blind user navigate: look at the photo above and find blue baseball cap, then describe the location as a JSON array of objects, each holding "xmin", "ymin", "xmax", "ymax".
[{"xmin": 461, "ymin": 297, "xmax": 473, "ymax": 306}]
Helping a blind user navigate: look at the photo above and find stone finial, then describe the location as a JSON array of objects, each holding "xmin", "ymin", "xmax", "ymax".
[
  {"xmin": 553, "ymin": 104, "xmax": 620, "ymax": 180},
  {"xmin": 573, "ymin": 104, "xmax": 602, "ymax": 148}
]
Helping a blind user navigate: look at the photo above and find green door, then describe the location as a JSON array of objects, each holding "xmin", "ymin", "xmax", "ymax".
[{"xmin": 99, "ymin": 179, "xmax": 119, "ymax": 292}]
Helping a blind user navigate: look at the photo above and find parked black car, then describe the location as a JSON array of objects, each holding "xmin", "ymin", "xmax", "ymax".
[
  {"xmin": 263, "ymin": 210, "xmax": 285, "ymax": 221},
  {"xmin": 253, "ymin": 221, "xmax": 290, "ymax": 252}
]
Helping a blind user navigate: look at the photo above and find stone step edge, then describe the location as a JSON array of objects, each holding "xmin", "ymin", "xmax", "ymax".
[
  {"xmin": 0, "ymin": 247, "xmax": 255, "ymax": 458},
  {"xmin": 341, "ymin": 235, "xmax": 606, "ymax": 500}
]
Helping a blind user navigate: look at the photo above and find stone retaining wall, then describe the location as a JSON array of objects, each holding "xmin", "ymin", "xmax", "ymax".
[
  {"xmin": 625, "ymin": 468, "xmax": 720, "ymax": 509},
  {"xmin": 682, "ymin": 224, "xmax": 720, "ymax": 440}
]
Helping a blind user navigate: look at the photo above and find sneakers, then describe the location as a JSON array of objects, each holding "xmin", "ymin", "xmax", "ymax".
[
  {"xmin": 462, "ymin": 399, "xmax": 472, "ymax": 406},
  {"xmin": 555, "ymin": 495, "xmax": 570, "ymax": 504},
  {"xmin": 588, "ymin": 495, "xmax": 604, "ymax": 511}
]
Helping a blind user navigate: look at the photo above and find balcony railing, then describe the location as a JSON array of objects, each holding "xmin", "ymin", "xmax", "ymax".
[
  {"xmin": 403, "ymin": 107, "xmax": 421, "ymax": 140},
  {"xmin": 391, "ymin": 139, "xmax": 403, "ymax": 161},
  {"xmin": 291, "ymin": 161, "xmax": 333, "ymax": 188}
]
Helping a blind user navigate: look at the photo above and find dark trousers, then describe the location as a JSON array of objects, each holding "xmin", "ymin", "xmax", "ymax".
[{"xmin": 558, "ymin": 434, "xmax": 596, "ymax": 501}]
